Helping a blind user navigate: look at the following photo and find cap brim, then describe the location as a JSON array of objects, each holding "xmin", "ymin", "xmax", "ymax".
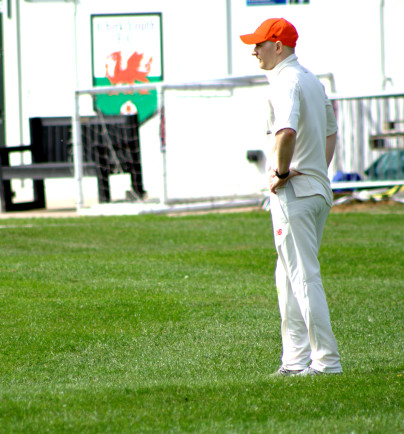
[{"xmin": 240, "ymin": 33, "xmax": 266, "ymax": 45}]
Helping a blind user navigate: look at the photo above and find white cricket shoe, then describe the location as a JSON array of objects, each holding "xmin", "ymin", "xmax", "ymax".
[
  {"xmin": 297, "ymin": 367, "xmax": 342, "ymax": 376},
  {"xmin": 297, "ymin": 367, "xmax": 322, "ymax": 376},
  {"xmin": 272, "ymin": 366, "xmax": 304, "ymax": 377}
]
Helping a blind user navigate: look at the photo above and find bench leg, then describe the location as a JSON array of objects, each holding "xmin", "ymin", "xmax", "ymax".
[
  {"xmin": 93, "ymin": 145, "xmax": 111, "ymax": 203},
  {"xmin": 96, "ymin": 168, "xmax": 110, "ymax": 203},
  {"xmin": 0, "ymin": 178, "xmax": 46, "ymax": 212},
  {"xmin": 129, "ymin": 141, "xmax": 146, "ymax": 199},
  {"xmin": 130, "ymin": 170, "xmax": 146, "ymax": 198},
  {"xmin": 33, "ymin": 180, "xmax": 46, "ymax": 209},
  {"xmin": 0, "ymin": 179, "xmax": 12, "ymax": 212}
]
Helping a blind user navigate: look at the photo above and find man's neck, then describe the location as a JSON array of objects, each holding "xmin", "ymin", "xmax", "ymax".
[{"xmin": 266, "ymin": 54, "xmax": 298, "ymax": 81}]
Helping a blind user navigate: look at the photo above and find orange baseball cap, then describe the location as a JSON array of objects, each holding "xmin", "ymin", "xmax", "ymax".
[{"xmin": 240, "ymin": 18, "xmax": 299, "ymax": 47}]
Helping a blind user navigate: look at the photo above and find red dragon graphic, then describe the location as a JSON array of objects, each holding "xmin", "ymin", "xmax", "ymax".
[{"xmin": 105, "ymin": 51, "xmax": 153, "ymax": 92}]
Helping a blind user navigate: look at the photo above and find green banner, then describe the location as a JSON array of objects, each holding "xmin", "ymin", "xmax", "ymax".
[
  {"xmin": 91, "ymin": 13, "xmax": 163, "ymax": 124},
  {"xmin": 93, "ymin": 77, "xmax": 159, "ymax": 124}
]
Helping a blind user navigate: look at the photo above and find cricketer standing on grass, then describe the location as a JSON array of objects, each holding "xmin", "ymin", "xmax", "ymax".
[{"xmin": 240, "ymin": 18, "xmax": 342, "ymax": 376}]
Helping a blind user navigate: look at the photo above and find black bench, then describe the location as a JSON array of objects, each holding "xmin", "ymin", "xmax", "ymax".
[{"xmin": 0, "ymin": 115, "xmax": 145, "ymax": 212}]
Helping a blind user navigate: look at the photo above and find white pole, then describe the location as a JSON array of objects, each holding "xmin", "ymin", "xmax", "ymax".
[
  {"xmin": 158, "ymin": 86, "xmax": 168, "ymax": 205},
  {"xmin": 226, "ymin": 0, "xmax": 233, "ymax": 76},
  {"xmin": 15, "ymin": 0, "xmax": 24, "ymax": 160},
  {"xmin": 380, "ymin": 0, "xmax": 392, "ymax": 90},
  {"xmin": 72, "ymin": 91, "xmax": 83, "ymax": 210}
]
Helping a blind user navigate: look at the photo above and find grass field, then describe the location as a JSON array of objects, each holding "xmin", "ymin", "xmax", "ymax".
[{"xmin": 0, "ymin": 207, "xmax": 402, "ymax": 432}]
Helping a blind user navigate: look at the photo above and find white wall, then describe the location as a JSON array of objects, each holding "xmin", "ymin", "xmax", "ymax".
[
  {"xmin": 2, "ymin": 0, "xmax": 404, "ymax": 206},
  {"xmin": 232, "ymin": 0, "xmax": 404, "ymax": 94}
]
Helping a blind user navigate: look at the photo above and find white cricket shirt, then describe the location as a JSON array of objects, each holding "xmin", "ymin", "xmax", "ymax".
[{"xmin": 266, "ymin": 54, "xmax": 338, "ymax": 206}]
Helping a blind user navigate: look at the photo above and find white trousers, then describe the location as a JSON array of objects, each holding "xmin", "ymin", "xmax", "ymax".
[{"xmin": 270, "ymin": 182, "xmax": 342, "ymax": 373}]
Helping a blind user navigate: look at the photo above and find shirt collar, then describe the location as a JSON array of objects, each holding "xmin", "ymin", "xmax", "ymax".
[{"xmin": 265, "ymin": 54, "xmax": 298, "ymax": 83}]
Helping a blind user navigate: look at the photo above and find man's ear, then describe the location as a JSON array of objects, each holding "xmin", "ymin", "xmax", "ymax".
[{"xmin": 275, "ymin": 41, "xmax": 283, "ymax": 53}]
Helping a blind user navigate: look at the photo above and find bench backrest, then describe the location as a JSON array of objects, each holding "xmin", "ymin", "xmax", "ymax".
[{"xmin": 29, "ymin": 115, "xmax": 140, "ymax": 167}]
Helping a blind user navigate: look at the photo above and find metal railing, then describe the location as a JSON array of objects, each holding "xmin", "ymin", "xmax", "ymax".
[{"xmin": 330, "ymin": 91, "xmax": 404, "ymax": 184}]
